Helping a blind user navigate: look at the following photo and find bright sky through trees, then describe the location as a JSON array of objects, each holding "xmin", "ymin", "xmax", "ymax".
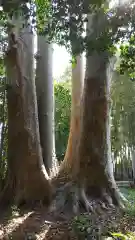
[{"xmin": 53, "ymin": 44, "xmax": 70, "ymax": 80}]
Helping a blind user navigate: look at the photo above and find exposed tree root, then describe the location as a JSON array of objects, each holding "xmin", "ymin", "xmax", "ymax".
[
  {"xmin": 107, "ymin": 180, "xmax": 127, "ymax": 210},
  {"xmin": 49, "ymin": 179, "xmax": 124, "ymax": 220}
]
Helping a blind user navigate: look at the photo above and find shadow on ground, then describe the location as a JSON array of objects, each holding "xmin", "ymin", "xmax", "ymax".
[{"xmin": 0, "ymin": 206, "xmax": 76, "ymax": 240}]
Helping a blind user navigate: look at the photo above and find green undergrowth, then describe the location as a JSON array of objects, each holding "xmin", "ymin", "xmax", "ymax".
[
  {"xmin": 71, "ymin": 187, "xmax": 135, "ymax": 240},
  {"xmin": 120, "ymin": 187, "xmax": 135, "ymax": 216}
]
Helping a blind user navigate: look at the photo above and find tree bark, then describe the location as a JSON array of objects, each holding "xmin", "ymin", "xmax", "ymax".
[
  {"xmin": 36, "ymin": 36, "xmax": 57, "ymax": 176},
  {"xmin": 0, "ymin": 22, "xmax": 52, "ymax": 206},
  {"xmin": 77, "ymin": 52, "xmax": 115, "ymax": 200},
  {"xmin": 60, "ymin": 55, "xmax": 84, "ymax": 175}
]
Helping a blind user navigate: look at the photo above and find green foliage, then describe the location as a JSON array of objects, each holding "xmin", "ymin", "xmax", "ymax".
[
  {"xmin": 119, "ymin": 36, "xmax": 135, "ymax": 79},
  {"xmin": 35, "ymin": 0, "xmax": 52, "ymax": 35},
  {"xmin": 119, "ymin": 1, "xmax": 135, "ymax": 79},
  {"xmin": 54, "ymin": 80, "xmax": 71, "ymax": 161},
  {"xmin": 35, "ymin": 0, "xmax": 135, "ymax": 56},
  {"xmin": 1, "ymin": 0, "xmax": 31, "ymax": 15},
  {"xmin": 2, "ymin": 0, "xmax": 135, "ymax": 58},
  {"xmin": 72, "ymin": 215, "xmax": 93, "ymax": 238}
]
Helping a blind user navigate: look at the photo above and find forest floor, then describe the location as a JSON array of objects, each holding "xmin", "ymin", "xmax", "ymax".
[{"xmin": 0, "ymin": 187, "xmax": 135, "ymax": 240}]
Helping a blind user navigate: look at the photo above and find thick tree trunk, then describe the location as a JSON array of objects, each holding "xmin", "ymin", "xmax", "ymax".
[
  {"xmin": 36, "ymin": 36, "xmax": 57, "ymax": 176},
  {"xmin": 77, "ymin": 52, "xmax": 117, "ymax": 205},
  {"xmin": 52, "ymin": 13, "xmax": 123, "ymax": 216},
  {"xmin": 73, "ymin": 14, "xmax": 123, "ymax": 211},
  {"xmin": 60, "ymin": 55, "xmax": 84, "ymax": 175},
  {"xmin": 0, "ymin": 23, "xmax": 52, "ymax": 206}
]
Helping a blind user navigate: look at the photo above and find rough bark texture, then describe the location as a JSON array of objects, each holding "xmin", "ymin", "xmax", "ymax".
[
  {"xmin": 77, "ymin": 53, "xmax": 114, "ymax": 196},
  {"xmin": 36, "ymin": 37, "xmax": 57, "ymax": 176},
  {"xmin": 0, "ymin": 23, "xmax": 52, "ymax": 206},
  {"xmin": 60, "ymin": 55, "xmax": 84, "ymax": 175}
]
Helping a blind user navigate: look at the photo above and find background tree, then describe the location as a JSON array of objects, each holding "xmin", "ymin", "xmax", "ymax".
[
  {"xmin": 111, "ymin": 38, "xmax": 135, "ymax": 181},
  {"xmin": 36, "ymin": 37, "xmax": 57, "ymax": 176},
  {"xmin": 54, "ymin": 80, "xmax": 71, "ymax": 161}
]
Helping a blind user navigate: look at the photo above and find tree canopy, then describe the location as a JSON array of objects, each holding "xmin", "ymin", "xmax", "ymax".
[{"xmin": 1, "ymin": 0, "xmax": 135, "ymax": 56}]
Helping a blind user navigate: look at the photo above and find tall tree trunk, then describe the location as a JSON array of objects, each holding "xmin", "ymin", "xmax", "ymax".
[
  {"xmin": 36, "ymin": 36, "xmax": 57, "ymax": 176},
  {"xmin": 0, "ymin": 21, "xmax": 52, "ymax": 206},
  {"xmin": 59, "ymin": 55, "xmax": 84, "ymax": 176},
  {"xmin": 75, "ymin": 13, "xmax": 123, "ymax": 211},
  {"xmin": 52, "ymin": 12, "xmax": 123, "ymax": 216},
  {"xmin": 77, "ymin": 52, "xmax": 117, "ymax": 207}
]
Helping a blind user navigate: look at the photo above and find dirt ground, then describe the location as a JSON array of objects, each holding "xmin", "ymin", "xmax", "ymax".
[
  {"xmin": 0, "ymin": 206, "xmax": 77, "ymax": 240},
  {"xmin": 0, "ymin": 187, "xmax": 135, "ymax": 240},
  {"xmin": 0, "ymin": 205, "xmax": 135, "ymax": 240}
]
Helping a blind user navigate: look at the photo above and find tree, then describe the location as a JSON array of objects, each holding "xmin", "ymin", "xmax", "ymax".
[
  {"xmin": 60, "ymin": 55, "xmax": 84, "ymax": 175},
  {"xmin": 52, "ymin": 10, "xmax": 127, "ymax": 216},
  {"xmin": 0, "ymin": 17, "xmax": 52, "ymax": 206},
  {"xmin": 48, "ymin": 1, "xmax": 135, "ymax": 217},
  {"xmin": 74, "ymin": 12, "xmax": 121, "ymax": 210},
  {"xmin": 36, "ymin": 36, "xmax": 57, "ymax": 176}
]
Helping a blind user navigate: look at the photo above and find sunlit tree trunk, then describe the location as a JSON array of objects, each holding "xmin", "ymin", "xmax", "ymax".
[
  {"xmin": 106, "ymin": 59, "xmax": 116, "ymax": 179},
  {"xmin": 0, "ymin": 19, "xmax": 52, "ymax": 206},
  {"xmin": 36, "ymin": 36, "xmax": 57, "ymax": 176},
  {"xmin": 60, "ymin": 55, "xmax": 84, "ymax": 175}
]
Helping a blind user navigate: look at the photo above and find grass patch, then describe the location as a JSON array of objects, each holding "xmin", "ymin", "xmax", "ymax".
[{"xmin": 120, "ymin": 187, "xmax": 135, "ymax": 216}]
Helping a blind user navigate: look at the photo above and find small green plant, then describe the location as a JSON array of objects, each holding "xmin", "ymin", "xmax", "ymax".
[
  {"xmin": 72, "ymin": 214, "xmax": 102, "ymax": 239},
  {"xmin": 72, "ymin": 214, "xmax": 93, "ymax": 238},
  {"xmin": 108, "ymin": 231, "xmax": 135, "ymax": 240}
]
